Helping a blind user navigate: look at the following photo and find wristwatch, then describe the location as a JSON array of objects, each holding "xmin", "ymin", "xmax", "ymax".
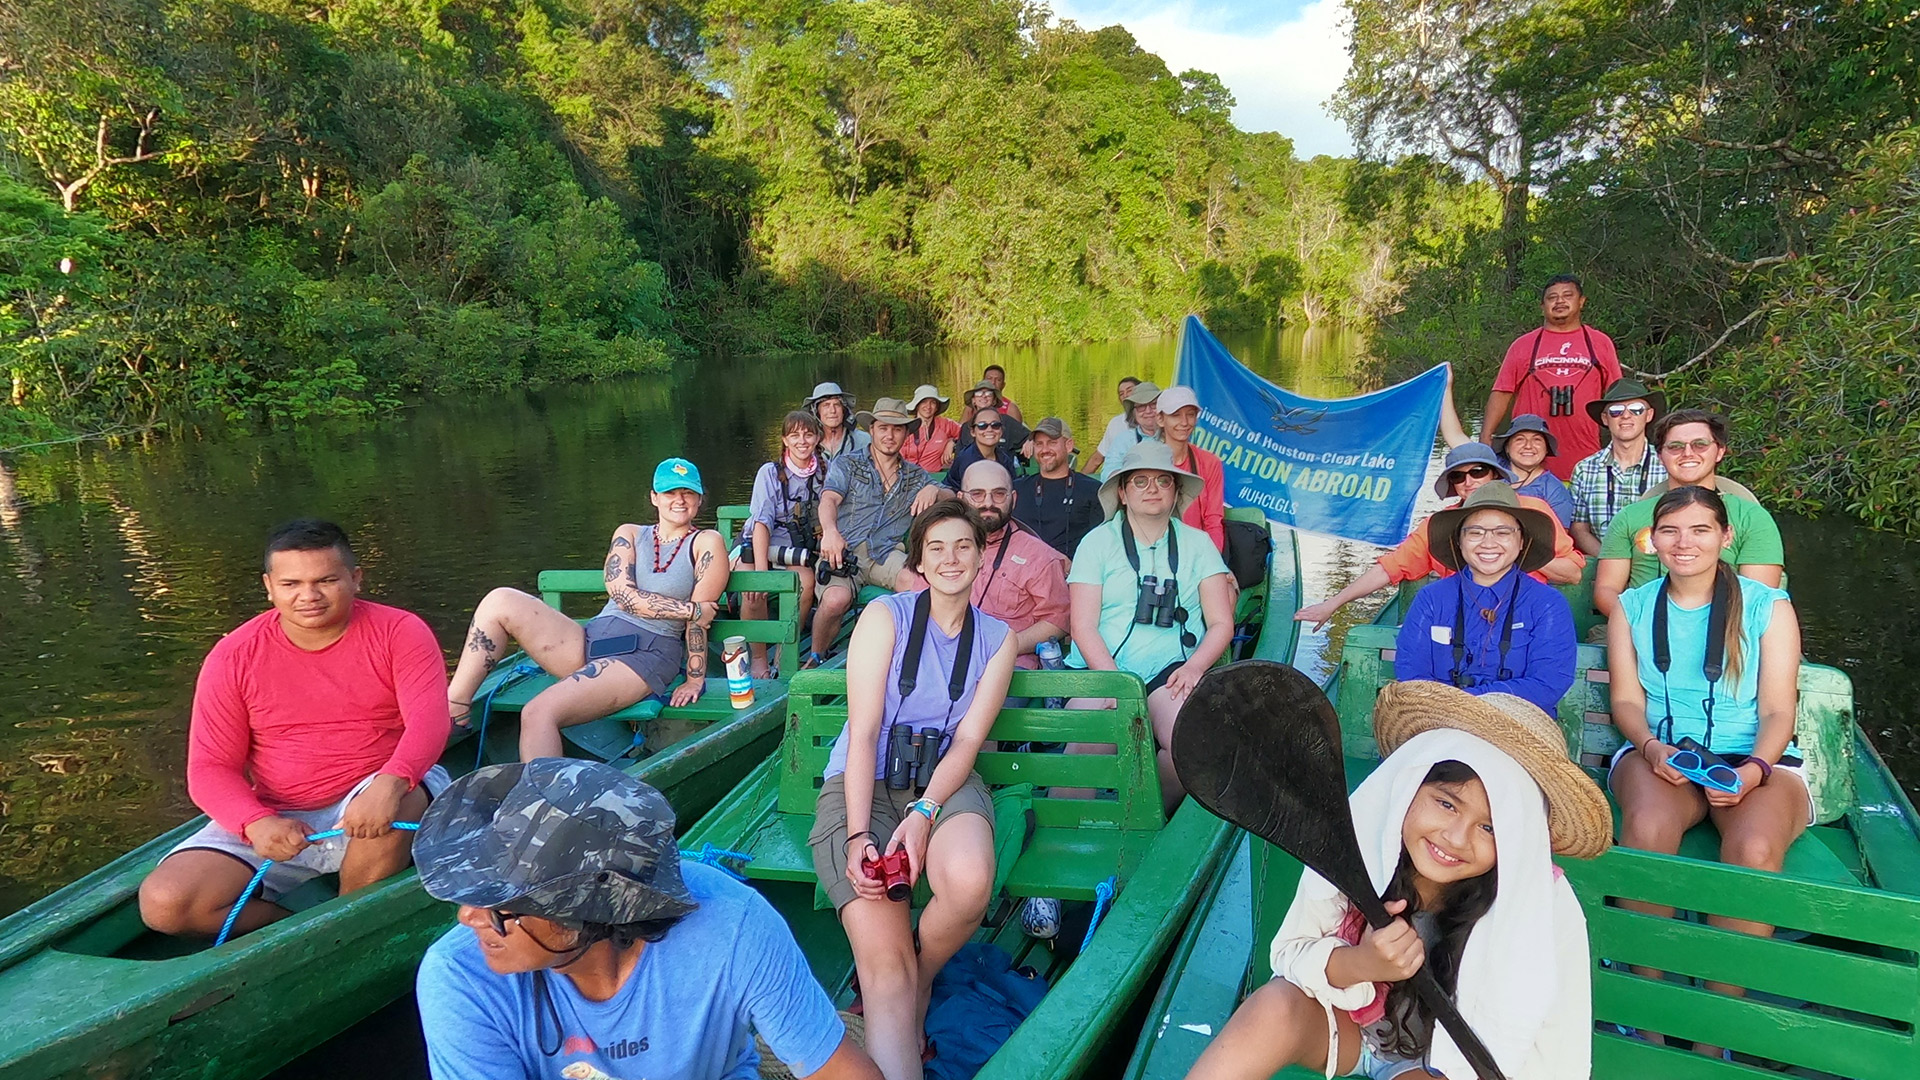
[{"xmin": 906, "ymin": 798, "xmax": 941, "ymax": 824}]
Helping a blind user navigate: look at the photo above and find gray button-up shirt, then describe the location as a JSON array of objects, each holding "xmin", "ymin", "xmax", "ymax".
[{"xmin": 824, "ymin": 450, "xmax": 932, "ymax": 553}]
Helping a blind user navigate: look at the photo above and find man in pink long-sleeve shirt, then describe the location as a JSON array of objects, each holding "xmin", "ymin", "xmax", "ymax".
[{"xmin": 139, "ymin": 519, "xmax": 452, "ymax": 939}]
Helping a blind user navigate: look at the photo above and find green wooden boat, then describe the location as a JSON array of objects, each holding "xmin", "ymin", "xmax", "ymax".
[
  {"xmin": 1126, "ymin": 585, "xmax": 1920, "ymax": 1080},
  {"xmin": 673, "ymin": 512, "xmax": 1302, "ymax": 1079},
  {"xmin": 0, "ymin": 559, "xmax": 810, "ymax": 1080}
]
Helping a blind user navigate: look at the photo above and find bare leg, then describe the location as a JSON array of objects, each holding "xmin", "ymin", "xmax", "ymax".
[
  {"xmin": 139, "ymin": 850, "xmax": 292, "ymax": 937},
  {"xmin": 916, "ymin": 813, "xmax": 995, "ymax": 1031},
  {"xmin": 338, "ymin": 784, "xmax": 433, "ymax": 893},
  {"xmin": 1611, "ymin": 750, "xmax": 1709, "ymax": 1044},
  {"xmin": 1147, "ymin": 686, "xmax": 1184, "ymax": 814},
  {"xmin": 448, "ymin": 587, "xmax": 590, "ymax": 714},
  {"xmin": 1186, "ymin": 978, "xmax": 1358, "ymax": 1080},
  {"xmin": 518, "ymin": 659, "xmax": 656, "ymax": 761},
  {"xmin": 1058, "ymin": 696, "xmax": 1117, "ymax": 800},
  {"xmin": 842, "ymin": 895, "xmax": 921, "ymax": 1080},
  {"xmin": 810, "ymin": 582, "xmax": 855, "ymax": 658},
  {"xmin": 739, "ymin": 587, "xmax": 773, "ymax": 678},
  {"xmin": 1693, "ymin": 773, "xmax": 1809, "ymax": 1058}
]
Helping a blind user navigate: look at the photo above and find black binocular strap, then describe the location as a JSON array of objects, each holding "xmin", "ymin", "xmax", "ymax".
[
  {"xmin": 1525, "ymin": 325, "xmax": 1603, "ymax": 417},
  {"xmin": 897, "ymin": 588, "xmax": 976, "ymax": 703},
  {"xmin": 1449, "ymin": 568, "xmax": 1524, "ymax": 689},
  {"xmin": 1651, "ymin": 566, "xmax": 1731, "ymax": 747}
]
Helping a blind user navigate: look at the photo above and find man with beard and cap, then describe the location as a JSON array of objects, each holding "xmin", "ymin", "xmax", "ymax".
[
  {"xmin": 413, "ymin": 759, "xmax": 882, "ymax": 1080},
  {"xmin": 897, "ymin": 459, "xmax": 1070, "ymax": 670},
  {"xmin": 1011, "ymin": 417, "xmax": 1102, "ymax": 560}
]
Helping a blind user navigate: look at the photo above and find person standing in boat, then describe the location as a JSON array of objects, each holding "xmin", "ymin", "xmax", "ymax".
[
  {"xmin": 1187, "ymin": 681, "xmax": 1607, "ymax": 1080},
  {"xmin": 1569, "ymin": 378, "xmax": 1668, "ymax": 556},
  {"xmin": 1063, "ymin": 440, "xmax": 1235, "ymax": 813},
  {"xmin": 900, "ymin": 385, "xmax": 961, "ymax": 473},
  {"xmin": 1294, "ymin": 443, "xmax": 1583, "ymax": 631},
  {"xmin": 943, "ymin": 409, "xmax": 1021, "ymax": 491},
  {"xmin": 1605, "ymin": 487, "xmax": 1803, "ymax": 1057},
  {"xmin": 1085, "ymin": 375, "xmax": 1142, "ymax": 478},
  {"xmin": 738, "ymin": 411, "xmax": 827, "ymax": 679},
  {"xmin": 1394, "ymin": 483, "xmax": 1577, "ymax": 716},
  {"xmin": 810, "ymin": 501, "xmax": 1018, "ymax": 1080},
  {"xmin": 1011, "ymin": 417, "xmax": 1102, "ymax": 560},
  {"xmin": 138, "ymin": 520, "xmax": 452, "ymax": 939},
  {"xmin": 413, "ymin": 759, "xmax": 884, "ymax": 1080},
  {"xmin": 1489, "ymin": 414, "xmax": 1575, "ymax": 528},
  {"xmin": 1156, "ymin": 386, "xmax": 1228, "ymax": 552},
  {"xmin": 1483, "ymin": 274, "xmax": 1624, "ymax": 480},
  {"xmin": 807, "ymin": 382, "xmax": 872, "ymax": 465},
  {"xmin": 1593, "ymin": 408, "xmax": 1783, "ymax": 620},
  {"xmin": 896, "ymin": 460, "xmax": 1070, "ymax": 670},
  {"xmin": 1088, "ymin": 381, "xmax": 1163, "ymax": 481},
  {"xmin": 980, "ymin": 363, "xmax": 1024, "ymax": 422},
  {"xmin": 445, "ymin": 458, "xmax": 728, "ymax": 760}
]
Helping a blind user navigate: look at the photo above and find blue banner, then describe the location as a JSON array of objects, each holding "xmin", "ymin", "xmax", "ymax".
[{"xmin": 1173, "ymin": 315, "xmax": 1446, "ymax": 546}]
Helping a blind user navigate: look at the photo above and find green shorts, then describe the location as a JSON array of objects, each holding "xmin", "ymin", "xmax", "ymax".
[{"xmin": 808, "ymin": 770, "xmax": 995, "ymax": 910}]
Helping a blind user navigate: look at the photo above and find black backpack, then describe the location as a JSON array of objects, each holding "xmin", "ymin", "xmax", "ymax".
[{"xmin": 1223, "ymin": 518, "xmax": 1273, "ymax": 589}]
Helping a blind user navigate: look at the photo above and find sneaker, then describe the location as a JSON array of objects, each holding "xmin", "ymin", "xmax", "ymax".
[{"xmin": 1019, "ymin": 897, "xmax": 1061, "ymax": 939}]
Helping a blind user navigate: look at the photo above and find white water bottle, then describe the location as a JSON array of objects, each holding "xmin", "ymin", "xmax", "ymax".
[{"xmin": 723, "ymin": 635, "xmax": 754, "ymax": 709}]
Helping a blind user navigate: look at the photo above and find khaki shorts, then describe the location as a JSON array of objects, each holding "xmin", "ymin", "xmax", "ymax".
[
  {"xmin": 815, "ymin": 543, "xmax": 908, "ymax": 600},
  {"xmin": 809, "ymin": 770, "xmax": 995, "ymax": 910}
]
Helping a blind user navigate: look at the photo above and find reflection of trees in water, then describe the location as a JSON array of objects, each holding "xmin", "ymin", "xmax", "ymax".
[{"xmin": 0, "ymin": 458, "xmax": 47, "ymax": 599}]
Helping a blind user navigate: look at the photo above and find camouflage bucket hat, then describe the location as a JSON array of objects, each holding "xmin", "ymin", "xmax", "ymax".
[{"xmin": 413, "ymin": 759, "xmax": 698, "ymax": 925}]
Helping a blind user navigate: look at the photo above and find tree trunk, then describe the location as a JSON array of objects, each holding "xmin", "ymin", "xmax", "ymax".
[{"xmin": 1500, "ymin": 178, "xmax": 1528, "ymax": 292}]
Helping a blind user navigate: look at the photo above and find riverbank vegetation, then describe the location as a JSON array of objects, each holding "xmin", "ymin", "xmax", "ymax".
[
  {"xmin": 1344, "ymin": 0, "xmax": 1920, "ymax": 533},
  {"xmin": 2, "ymin": 0, "xmax": 1485, "ymax": 443}
]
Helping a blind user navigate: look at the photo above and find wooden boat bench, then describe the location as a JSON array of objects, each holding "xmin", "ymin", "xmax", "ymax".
[{"xmin": 726, "ymin": 668, "xmax": 1168, "ymax": 907}]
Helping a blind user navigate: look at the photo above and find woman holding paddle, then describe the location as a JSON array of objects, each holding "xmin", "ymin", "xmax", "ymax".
[
  {"xmin": 809, "ymin": 500, "xmax": 1018, "ymax": 1080},
  {"xmin": 1186, "ymin": 681, "xmax": 1608, "ymax": 1080}
]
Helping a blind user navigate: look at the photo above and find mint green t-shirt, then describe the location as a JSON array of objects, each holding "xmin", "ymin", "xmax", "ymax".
[
  {"xmin": 1619, "ymin": 575, "xmax": 1792, "ymax": 754},
  {"xmin": 1066, "ymin": 516, "xmax": 1229, "ymax": 681},
  {"xmin": 1599, "ymin": 487, "xmax": 1785, "ymax": 588}
]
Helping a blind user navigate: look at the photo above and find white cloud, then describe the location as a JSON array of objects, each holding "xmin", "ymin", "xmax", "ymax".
[{"xmin": 1050, "ymin": 0, "xmax": 1355, "ymax": 158}]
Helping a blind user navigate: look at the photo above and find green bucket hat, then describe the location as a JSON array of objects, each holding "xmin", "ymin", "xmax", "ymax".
[
  {"xmin": 1426, "ymin": 481, "xmax": 1556, "ymax": 574},
  {"xmin": 1586, "ymin": 377, "xmax": 1667, "ymax": 425}
]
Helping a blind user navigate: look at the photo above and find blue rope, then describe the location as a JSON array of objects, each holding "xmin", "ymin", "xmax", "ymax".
[
  {"xmin": 681, "ymin": 843, "xmax": 754, "ymax": 881},
  {"xmin": 213, "ymin": 821, "xmax": 421, "ymax": 946},
  {"xmin": 473, "ymin": 660, "xmax": 542, "ymax": 770},
  {"xmin": 1079, "ymin": 875, "xmax": 1119, "ymax": 953}
]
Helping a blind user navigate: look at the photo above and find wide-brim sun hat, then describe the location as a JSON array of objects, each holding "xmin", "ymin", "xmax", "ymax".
[
  {"xmin": 867, "ymin": 396, "xmax": 914, "ymax": 425},
  {"xmin": 413, "ymin": 759, "xmax": 700, "ymax": 924},
  {"xmin": 1491, "ymin": 413, "xmax": 1559, "ymax": 460},
  {"xmin": 804, "ymin": 381, "xmax": 856, "ymax": 411},
  {"xmin": 1097, "ymin": 438, "xmax": 1203, "ymax": 519},
  {"xmin": 966, "ymin": 379, "xmax": 1003, "ymax": 405},
  {"xmin": 1426, "ymin": 481, "xmax": 1555, "ymax": 574},
  {"xmin": 909, "ymin": 384, "xmax": 950, "ymax": 412},
  {"xmin": 1586, "ymin": 377, "xmax": 1668, "ymax": 424},
  {"xmin": 1373, "ymin": 680, "xmax": 1611, "ymax": 859},
  {"xmin": 1431, "ymin": 441, "xmax": 1516, "ymax": 498}
]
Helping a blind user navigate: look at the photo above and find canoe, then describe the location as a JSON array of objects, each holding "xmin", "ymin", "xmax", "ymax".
[
  {"xmin": 1125, "ymin": 579, "xmax": 1920, "ymax": 1080},
  {"xmin": 674, "ymin": 516, "xmax": 1303, "ymax": 1080},
  {"xmin": 0, "ymin": 554, "xmax": 813, "ymax": 1080}
]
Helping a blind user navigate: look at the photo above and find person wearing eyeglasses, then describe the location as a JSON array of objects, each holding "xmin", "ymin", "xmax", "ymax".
[
  {"xmin": 1393, "ymin": 483, "xmax": 1576, "ymax": 716},
  {"xmin": 1294, "ymin": 443, "xmax": 1584, "ymax": 630},
  {"xmin": 1593, "ymin": 408, "xmax": 1783, "ymax": 620},
  {"xmin": 896, "ymin": 460, "xmax": 1069, "ymax": 671},
  {"xmin": 413, "ymin": 759, "xmax": 883, "ymax": 1080},
  {"xmin": 1568, "ymin": 379, "xmax": 1669, "ymax": 556},
  {"xmin": 943, "ymin": 409, "xmax": 1022, "ymax": 491}
]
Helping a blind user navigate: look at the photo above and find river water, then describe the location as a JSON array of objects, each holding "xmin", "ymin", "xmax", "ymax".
[{"xmin": 1, "ymin": 328, "xmax": 1916, "ymax": 1070}]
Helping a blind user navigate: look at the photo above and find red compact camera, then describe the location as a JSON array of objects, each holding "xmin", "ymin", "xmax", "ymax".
[{"xmin": 862, "ymin": 849, "xmax": 913, "ymax": 902}]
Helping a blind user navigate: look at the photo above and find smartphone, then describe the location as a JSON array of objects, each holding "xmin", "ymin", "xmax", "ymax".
[{"xmin": 587, "ymin": 633, "xmax": 641, "ymax": 660}]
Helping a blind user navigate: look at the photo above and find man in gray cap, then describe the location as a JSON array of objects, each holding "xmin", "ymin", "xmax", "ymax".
[
  {"xmin": 414, "ymin": 759, "xmax": 881, "ymax": 1080},
  {"xmin": 1012, "ymin": 417, "xmax": 1102, "ymax": 559}
]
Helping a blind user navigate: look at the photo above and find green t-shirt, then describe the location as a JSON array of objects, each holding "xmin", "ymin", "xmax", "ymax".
[{"xmin": 1599, "ymin": 485, "xmax": 1785, "ymax": 588}]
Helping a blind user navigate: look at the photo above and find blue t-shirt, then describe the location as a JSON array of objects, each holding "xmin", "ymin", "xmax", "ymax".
[
  {"xmin": 416, "ymin": 863, "xmax": 845, "ymax": 1080},
  {"xmin": 1514, "ymin": 472, "xmax": 1576, "ymax": 528},
  {"xmin": 1619, "ymin": 574, "xmax": 1793, "ymax": 754},
  {"xmin": 1065, "ymin": 516, "xmax": 1230, "ymax": 681}
]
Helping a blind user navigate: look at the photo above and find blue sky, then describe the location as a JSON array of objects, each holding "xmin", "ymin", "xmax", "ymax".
[{"xmin": 1048, "ymin": 0, "xmax": 1355, "ymax": 158}]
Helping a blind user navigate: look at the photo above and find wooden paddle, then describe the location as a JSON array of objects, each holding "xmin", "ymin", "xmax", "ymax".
[{"xmin": 1169, "ymin": 659, "xmax": 1509, "ymax": 1080}]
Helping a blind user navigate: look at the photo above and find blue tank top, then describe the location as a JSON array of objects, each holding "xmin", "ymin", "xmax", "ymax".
[
  {"xmin": 597, "ymin": 525, "xmax": 698, "ymax": 638},
  {"xmin": 1619, "ymin": 574, "xmax": 1792, "ymax": 754},
  {"xmin": 824, "ymin": 590, "xmax": 1011, "ymax": 780}
]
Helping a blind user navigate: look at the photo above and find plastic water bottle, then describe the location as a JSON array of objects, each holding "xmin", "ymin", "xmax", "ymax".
[{"xmin": 1036, "ymin": 639, "xmax": 1066, "ymax": 710}]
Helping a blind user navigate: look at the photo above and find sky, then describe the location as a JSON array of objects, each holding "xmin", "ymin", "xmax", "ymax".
[{"xmin": 1048, "ymin": 0, "xmax": 1355, "ymax": 159}]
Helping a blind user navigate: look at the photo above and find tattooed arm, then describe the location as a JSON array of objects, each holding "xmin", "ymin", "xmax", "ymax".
[
  {"xmin": 603, "ymin": 524, "xmax": 704, "ymax": 622},
  {"xmin": 670, "ymin": 529, "xmax": 730, "ymax": 707}
]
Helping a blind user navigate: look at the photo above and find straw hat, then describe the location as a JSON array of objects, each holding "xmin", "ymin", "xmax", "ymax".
[
  {"xmin": 908, "ymin": 384, "xmax": 950, "ymax": 412},
  {"xmin": 1426, "ymin": 481, "xmax": 1555, "ymax": 574},
  {"xmin": 1586, "ymin": 377, "xmax": 1667, "ymax": 424},
  {"xmin": 1373, "ymin": 681, "xmax": 1611, "ymax": 858},
  {"xmin": 1097, "ymin": 439, "xmax": 1203, "ymax": 519}
]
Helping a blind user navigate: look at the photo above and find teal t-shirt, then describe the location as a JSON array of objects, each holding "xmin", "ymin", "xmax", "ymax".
[
  {"xmin": 1066, "ymin": 516, "xmax": 1230, "ymax": 681},
  {"xmin": 1619, "ymin": 575, "xmax": 1792, "ymax": 754},
  {"xmin": 1599, "ymin": 486, "xmax": 1785, "ymax": 588}
]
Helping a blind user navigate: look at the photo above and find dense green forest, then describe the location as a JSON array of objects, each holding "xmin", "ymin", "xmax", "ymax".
[
  {"xmin": 1345, "ymin": 0, "xmax": 1920, "ymax": 534},
  {"xmin": 0, "ymin": 0, "xmax": 1484, "ymax": 442}
]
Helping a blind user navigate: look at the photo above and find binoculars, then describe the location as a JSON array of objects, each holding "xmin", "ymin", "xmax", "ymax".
[
  {"xmin": 1132, "ymin": 574, "xmax": 1188, "ymax": 629},
  {"xmin": 1546, "ymin": 384, "xmax": 1576, "ymax": 417},
  {"xmin": 886, "ymin": 724, "xmax": 946, "ymax": 792},
  {"xmin": 818, "ymin": 550, "xmax": 862, "ymax": 583}
]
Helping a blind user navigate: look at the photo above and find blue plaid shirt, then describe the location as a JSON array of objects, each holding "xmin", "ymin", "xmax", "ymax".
[{"xmin": 1569, "ymin": 443, "xmax": 1666, "ymax": 536}]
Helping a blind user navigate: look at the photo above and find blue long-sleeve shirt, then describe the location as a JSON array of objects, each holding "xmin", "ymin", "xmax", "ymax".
[{"xmin": 1394, "ymin": 567, "xmax": 1577, "ymax": 716}]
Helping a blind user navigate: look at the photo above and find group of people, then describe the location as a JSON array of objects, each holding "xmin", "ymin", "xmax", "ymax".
[{"xmin": 128, "ymin": 286, "xmax": 1807, "ymax": 1080}]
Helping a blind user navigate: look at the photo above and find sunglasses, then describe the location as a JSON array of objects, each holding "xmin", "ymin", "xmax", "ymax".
[
  {"xmin": 1444, "ymin": 463, "xmax": 1497, "ymax": 486},
  {"xmin": 487, "ymin": 908, "xmax": 525, "ymax": 936},
  {"xmin": 1668, "ymin": 737, "xmax": 1744, "ymax": 794},
  {"xmin": 1605, "ymin": 402, "xmax": 1652, "ymax": 418},
  {"xmin": 1662, "ymin": 438, "xmax": 1717, "ymax": 454},
  {"xmin": 974, "ymin": 422, "xmax": 1002, "ymax": 431}
]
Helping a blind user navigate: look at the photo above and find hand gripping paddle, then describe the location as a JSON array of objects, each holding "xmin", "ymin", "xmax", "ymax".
[{"xmin": 1169, "ymin": 659, "xmax": 1509, "ymax": 1080}]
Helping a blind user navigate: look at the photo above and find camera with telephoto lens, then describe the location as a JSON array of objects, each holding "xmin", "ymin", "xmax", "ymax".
[
  {"xmin": 885, "ymin": 723, "xmax": 946, "ymax": 792},
  {"xmin": 767, "ymin": 545, "xmax": 813, "ymax": 568},
  {"xmin": 862, "ymin": 849, "xmax": 913, "ymax": 902},
  {"xmin": 1133, "ymin": 574, "xmax": 1188, "ymax": 629}
]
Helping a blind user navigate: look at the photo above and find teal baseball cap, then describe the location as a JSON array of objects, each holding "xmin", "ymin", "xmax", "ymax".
[{"xmin": 652, "ymin": 458, "xmax": 703, "ymax": 494}]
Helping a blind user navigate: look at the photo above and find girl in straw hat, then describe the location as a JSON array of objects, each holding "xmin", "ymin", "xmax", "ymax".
[{"xmin": 1188, "ymin": 681, "xmax": 1608, "ymax": 1080}]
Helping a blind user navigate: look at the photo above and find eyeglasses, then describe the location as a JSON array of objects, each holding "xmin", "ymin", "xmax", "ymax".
[
  {"xmin": 1460, "ymin": 525, "xmax": 1520, "ymax": 542},
  {"xmin": 1662, "ymin": 438, "xmax": 1716, "ymax": 454},
  {"xmin": 1605, "ymin": 402, "xmax": 1652, "ymax": 418},
  {"xmin": 1668, "ymin": 738, "xmax": 1744, "ymax": 794},
  {"xmin": 963, "ymin": 488, "xmax": 1012, "ymax": 504},
  {"xmin": 1444, "ymin": 463, "xmax": 1497, "ymax": 486},
  {"xmin": 1127, "ymin": 473, "xmax": 1177, "ymax": 491},
  {"xmin": 974, "ymin": 422, "xmax": 1002, "ymax": 431},
  {"xmin": 487, "ymin": 909, "xmax": 525, "ymax": 936}
]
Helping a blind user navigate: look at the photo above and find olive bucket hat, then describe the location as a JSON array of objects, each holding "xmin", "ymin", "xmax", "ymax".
[
  {"xmin": 1426, "ymin": 481, "xmax": 1556, "ymax": 574},
  {"xmin": 1586, "ymin": 377, "xmax": 1667, "ymax": 425},
  {"xmin": 413, "ymin": 759, "xmax": 698, "ymax": 925}
]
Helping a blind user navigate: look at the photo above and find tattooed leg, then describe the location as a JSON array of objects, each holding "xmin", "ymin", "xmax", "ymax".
[
  {"xmin": 447, "ymin": 587, "xmax": 587, "ymax": 712},
  {"xmin": 519, "ymin": 659, "xmax": 654, "ymax": 761}
]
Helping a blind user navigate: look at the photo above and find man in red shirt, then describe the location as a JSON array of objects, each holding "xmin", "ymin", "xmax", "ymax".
[
  {"xmin": 1484, "ymin": 275, "xmax": 1623, "ymax": 480},
  {"xmin": 139, "ymin": 520, "xmax": 452, "ymax": 938}
]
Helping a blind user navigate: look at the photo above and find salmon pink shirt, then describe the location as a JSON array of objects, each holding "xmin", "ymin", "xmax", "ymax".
[{"xmin": 187, "ymin": 600, "xmax": 451, "ymax": 836}]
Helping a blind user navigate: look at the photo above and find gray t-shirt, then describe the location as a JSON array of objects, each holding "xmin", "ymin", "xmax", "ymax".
[{"xmin": 597, "ymin": 525, "xmax": 697, "ymax": 638}]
